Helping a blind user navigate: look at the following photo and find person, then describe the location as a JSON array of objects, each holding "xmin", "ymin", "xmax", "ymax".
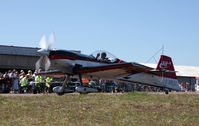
[
  {"xmin": 3, "ymin": 72, "xmax": 9, "ymax": 79},
  {"xmin": 13, "ymin": 71, "xmax": 19, "ymax": 93},
  {"xmin": 27, "ymin": 70, "xmax": 34, "ymax": 81},
  {"xmin": 19, "ymin": 70, "xmax": 25, "ymax": 81},
  {"xmin": 9, "ymin": 70, "xmax": 16, "ymax": 93},
  {"xmin": 45, "ymin": 76, "xmax": 53, "ymax": 93},
  {"xmin": 96, "ymin": 53, "xmax": 100, "ymax": 59},
  {"xmin": 20, "ymin": 75, "xmax": 29, "ymax": 93},
  {"xmin": 33, "ymin": 70, "xmax": 38, "ymax": 78},
  {"xmin": 33, "ymin": 70, "xmax": 43, "ymax": 93},
  {"xmin": 26, "ymin": 70, "xmax": 34, "ymax": 93},
  {"xmin": 101, "ymin": 52, "xmax": 109, "ymax": 62}
]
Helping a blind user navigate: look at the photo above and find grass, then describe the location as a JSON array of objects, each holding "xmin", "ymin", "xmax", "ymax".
[{"xmin": 0, "ymin": 92, "xmax": 199, "ymax": 126}]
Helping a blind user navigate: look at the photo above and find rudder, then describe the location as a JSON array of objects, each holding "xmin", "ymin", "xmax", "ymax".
[{"xmin": 156, "ymin": 55, "xmax": 177, "ymax": 79}]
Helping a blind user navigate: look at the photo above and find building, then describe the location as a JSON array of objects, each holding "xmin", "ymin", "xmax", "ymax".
[
  {"xmin": 0, "ymin": 45, "xmax": 40, "ymax": 72},
  {"xmin": 144, "ymin": 63, "xmax": 199, "ymax": 91},
  {"xmin": 175, "ymin": 65, "xmax": 199, "ymax": 91},
  {"xmin": 0, "ymin": 45, "xmax": 81, "ymax": 73}
]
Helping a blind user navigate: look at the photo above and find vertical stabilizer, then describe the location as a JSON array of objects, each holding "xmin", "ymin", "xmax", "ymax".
[{"xmin": 156, "ymin": 55, "xmax": 177, "ymax": 79}]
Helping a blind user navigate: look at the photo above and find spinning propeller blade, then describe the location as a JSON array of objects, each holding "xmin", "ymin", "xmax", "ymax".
[
  {"xmin": 39, "ymin": 35, "xmax": 47, "ymax": 50},
  {"xmin": 36, "ymin": 32, "xmax": 55, "ymax": 71},
  {"xmin": 45, "ymin": 55, "xmax": 51, "ymax": 71},
  {"xmin": 36, "ymin": 56, "xmax": 42, "ymax": 70}
]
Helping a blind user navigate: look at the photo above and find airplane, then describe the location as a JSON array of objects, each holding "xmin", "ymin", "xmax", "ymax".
[{"xmin": 36, "ymin": 33, "xmax": 181, "ymax": 95}]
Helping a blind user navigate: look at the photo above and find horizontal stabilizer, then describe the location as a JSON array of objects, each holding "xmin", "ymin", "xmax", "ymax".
[{"xmin": 150, "ymin": 69, "xmax": 177, "ymax": 74}]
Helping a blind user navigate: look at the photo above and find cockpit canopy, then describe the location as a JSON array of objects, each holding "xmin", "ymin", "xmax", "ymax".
[{"xmin": 90, "ymin": 50, "xmax": 118, "ymax": 63}]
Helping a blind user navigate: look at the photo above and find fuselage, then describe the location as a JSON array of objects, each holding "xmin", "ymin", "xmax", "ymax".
[
  {"xmin": 39, "ymin": 49, "xmax": 181, "ymax": 92},
  {"xmin": 48, "ymin": 50, "xmax": 123, "ymax": 73}
]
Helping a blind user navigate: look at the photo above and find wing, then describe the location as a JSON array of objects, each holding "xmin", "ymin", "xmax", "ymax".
[
  {"xmin": 75, "ymin": 62, "xmax": 153, "ymax": 79},
  {"xmin": 36, "ymin": 70, "xmax": 66, "ymax": 78}
]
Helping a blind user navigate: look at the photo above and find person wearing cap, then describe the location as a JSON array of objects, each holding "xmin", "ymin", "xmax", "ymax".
[
  {"xmin": 27, "ymin": 70, "xmax": 34, "ymax": 80},
  {"xmin": 19, "ymin": 70, "xmax": 25, "ymax": 81},
  {"xmin": 20, "ymin": 75, "xmax": 29, "ymax": 93},
  {"xmin": 33, "ymin": 74, "xmax": 43, "ymax": 93},
  {"xmin": 26, "ymin": 70, "xmax": 34, "ymax": 93}
]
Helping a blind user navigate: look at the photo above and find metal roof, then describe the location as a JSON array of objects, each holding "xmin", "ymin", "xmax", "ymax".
[
  {"xmin": 0, "ymin": 45, "xmax": 81, "ymax": 57},
  {"xmin": 0, "ymin": 45, "xmax": 40, "ymax": 56}
]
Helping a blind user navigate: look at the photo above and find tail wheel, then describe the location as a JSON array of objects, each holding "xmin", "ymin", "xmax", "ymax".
[{"xmin": 165, "ymin": 90, "xmax": 169, "ymax": 94}]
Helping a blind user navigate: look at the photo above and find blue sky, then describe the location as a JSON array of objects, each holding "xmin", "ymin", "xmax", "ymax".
[{"xmin": 0, "ymin": 0, "xmax": 199, "ymax": 66}]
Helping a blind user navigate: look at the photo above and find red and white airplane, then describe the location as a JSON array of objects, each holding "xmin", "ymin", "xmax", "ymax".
[{"xmin": 36, "ymin": 33, "xmax": 181, "ymax": 95}]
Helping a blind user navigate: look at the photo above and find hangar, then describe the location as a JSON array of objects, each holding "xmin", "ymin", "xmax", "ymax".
[
  {"xmin": 144, "ymin": 63, "xmax": 199, "ymax": 91},
  {"xmin": 0, "ymin": 45, "xmax": 80, "ymax": 73},
  {"xmin": 0, "ymin": 45, "xmax": 39, "ymax": 72}
]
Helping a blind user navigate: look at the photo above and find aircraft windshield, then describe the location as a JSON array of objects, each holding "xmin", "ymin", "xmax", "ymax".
[{"xmin": 90, "ymin": 50, "xmax": 118, "ymax": 63}]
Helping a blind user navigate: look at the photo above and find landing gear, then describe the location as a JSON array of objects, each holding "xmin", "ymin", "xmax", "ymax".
[
  {"xmin": 79, "ymin": 74, "xmax": 83, "ymax": 86},
  {"xmin": 164, "ymin": 89, "xmax": 169, "ymax": 95},
  {"xmin": 53, "ymin": 75, "xmax": 71, "ymax": 95}
]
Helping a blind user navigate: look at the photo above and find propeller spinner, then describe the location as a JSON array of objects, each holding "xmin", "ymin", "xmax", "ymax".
[{"xmin": 36, "ymin": 32, "xmax": 55, "ymax": 71}]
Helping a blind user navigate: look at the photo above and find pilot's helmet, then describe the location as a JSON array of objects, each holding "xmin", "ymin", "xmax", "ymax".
[{"xmin": 101, "ymin": 52, "xmax": 107, "ymax": 57}]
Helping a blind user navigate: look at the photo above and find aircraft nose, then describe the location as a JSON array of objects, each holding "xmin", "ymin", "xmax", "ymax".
[{"xmin": 37, "ymin": 49, "xmax": 50, "ymax": 55}]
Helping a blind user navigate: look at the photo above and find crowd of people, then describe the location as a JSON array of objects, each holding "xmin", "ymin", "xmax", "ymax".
[
  {"xmin": 0, "ymin": 69, "xmax": 174, "ymax": 94},
  {"xmin": 0, "ymin": 69, "xmax": 53, "ymax": 94}
]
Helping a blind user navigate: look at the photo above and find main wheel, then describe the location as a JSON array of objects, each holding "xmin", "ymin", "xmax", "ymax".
[
  {"xmin": 57, "ymin": 92, "xmax": 64, "ymax": 95},
  {"xmin": 165, "ymin": 90, "xmax": 169, "ymax": 95}
]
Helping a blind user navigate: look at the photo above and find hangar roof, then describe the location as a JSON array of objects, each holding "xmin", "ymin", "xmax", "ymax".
[
  {"xmin": 0, "ymin": 45, "xmax": 81, "ymax": 57},
  {"xmin": 0, "ymin": 45, "xmax": 40, "ymax": 56},
  {"xmin": 143, "ymin": 63, "xmax": 199, "ymax": 77}
]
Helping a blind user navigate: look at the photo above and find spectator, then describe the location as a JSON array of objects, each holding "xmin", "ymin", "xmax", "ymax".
[
  {"xmin": 9, "ymin": 70, "xmax": 16, "ymax": 92},
  {"xmin": 27, "ymin": 70, "xmax": 34, "ymax": 81},
  {"xmin": 13, "ymin": 71, "xmax": 19, "ymax": 93},
  {"xmin": 3, "ymin": 72, "xmax": 9, "ymax": 79},
  {"xmin": 19, "ymin": 70, "xmax": 25, "ymax": 81}
]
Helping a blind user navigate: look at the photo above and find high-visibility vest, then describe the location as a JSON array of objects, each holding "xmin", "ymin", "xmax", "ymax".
[
  {"xmin": 20, "ymin": 77, "xmax": 28, "ymax": 87},
  {"xmin": 45, "ymin": 77, "xmax": 53, "ymax": 87},
  {"xmin": 35, "ymin": 76, "xmax": 42, "ymax": 86}
]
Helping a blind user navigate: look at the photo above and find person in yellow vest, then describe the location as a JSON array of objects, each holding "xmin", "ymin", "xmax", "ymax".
[
  {"xmin": 35, "ymin": 75, "xmax": 42, "ymax": 86},
  {"xmin": 20, "ymin": 75, "xmax": 29, "ymax": 93},
  {"xmin": 26, "ymin": 70, "xmax": 34, "ymax": 93},
  {"xmin": 45, "ymin": 77, "xmax": 53, "ymax": 93},
  {"xmin": 33, "ymin": 75, "xmax": 43, "ymax": 94}
]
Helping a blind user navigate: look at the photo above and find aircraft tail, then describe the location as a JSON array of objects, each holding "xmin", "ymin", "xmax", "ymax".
[{"xmin": 156, "ymin": 55, "xmax": 177, "ymax": 79}]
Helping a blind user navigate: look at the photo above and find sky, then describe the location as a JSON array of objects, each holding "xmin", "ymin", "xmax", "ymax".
[{"xmin": 0, "ymin": 0, "xmax": 199, "ymax": 66}]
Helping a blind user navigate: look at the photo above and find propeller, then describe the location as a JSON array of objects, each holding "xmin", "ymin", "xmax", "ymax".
[{"xmin": 36, "ymin": 32, "xmax": 55, "ymax": 71}]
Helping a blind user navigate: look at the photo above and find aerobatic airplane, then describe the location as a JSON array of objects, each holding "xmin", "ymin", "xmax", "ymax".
[{"xmin": 36, "ymin": 33, "xmax": 181, "ymax": 95}]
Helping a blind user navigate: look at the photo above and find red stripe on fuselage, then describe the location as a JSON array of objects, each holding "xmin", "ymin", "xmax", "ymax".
[
  {"xmin": 77, "ymin": 63, "xmax": 133, "ymax": 74},
  {"xmin": 49, "ymin": 56, "xmax": 77, "ymax": 60}
]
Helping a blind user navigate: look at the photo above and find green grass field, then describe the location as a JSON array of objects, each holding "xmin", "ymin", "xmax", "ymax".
[{"xmin": 0, "ymin": 92, "xmax": 199, "ymax": 126}]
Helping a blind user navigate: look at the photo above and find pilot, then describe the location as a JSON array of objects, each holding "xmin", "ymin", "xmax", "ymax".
[
  {"xmin": 101, "ymin": 52, "xmax": 109, "ymax": 62},
  {"xmin": 96, "ymin": 53, "xmax": 100, "ymax": 59}
]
